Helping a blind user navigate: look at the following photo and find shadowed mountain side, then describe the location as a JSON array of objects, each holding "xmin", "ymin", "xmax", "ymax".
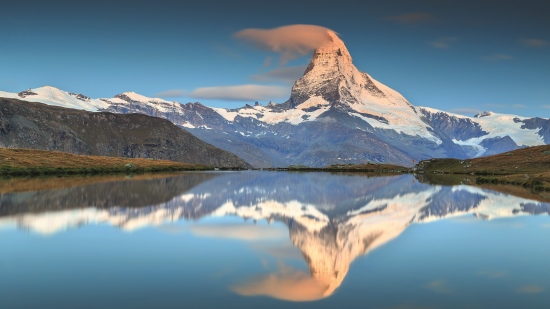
[
  {"xmin": 190, "ymin": 115, "xmax": 417, "ymax": 168},
  {"xmin": 0, "ymin": 98, "xmax": 250, "ymax": 168},
  {"xmin": 0, "ymin": 172, "xmax": 219, "ymax": 216}
]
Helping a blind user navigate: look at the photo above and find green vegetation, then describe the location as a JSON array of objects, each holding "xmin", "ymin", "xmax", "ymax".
[{"xmin": 0, "ymin": 148, "xmax": 211, "ymax": 176}]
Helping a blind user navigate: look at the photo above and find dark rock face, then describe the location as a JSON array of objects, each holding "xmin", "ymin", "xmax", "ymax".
[
  {"xmin": 17, "ymin": 89, "xmax": 37, "ymax": 98},
  {"xmin": 0, "ymin": 173, "xmax": 218, "ymax": 216},
  {"xmin": 479, "ymin": 136, "xmax": 519, "ymax": 155},
  {"xmin": 515, "ymin": 202, "xmax": 550, "ymax": 215},
  {"xmin": 188, "ymin": 110, "xmax": 420, "ymax": 168},
  {"xmin": 420, "ymin": 108, "xmax": 487, "ymax": 141},
  {"xmin": 417, "ymin": 187, "xmax": 486, "ymax": 221},
  {"xmin": 520, "ymin": 118, "xmax": 550, "ymax": 143},
  {"xmin": 0, "ymin": 98, "xmax": 251, "ymax": 168},
  {"xmin": 69, "ymin": 93, "xmax": 91, "ymax": 102},
  {"xmin": 103, "ymin": 98, "xmax": 232, "ymax": 130}
]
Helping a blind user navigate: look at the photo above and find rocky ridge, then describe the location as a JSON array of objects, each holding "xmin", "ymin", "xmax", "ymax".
[{"xmin": 0, "ymin": 98, "xmax": 251, "ymax": 168}]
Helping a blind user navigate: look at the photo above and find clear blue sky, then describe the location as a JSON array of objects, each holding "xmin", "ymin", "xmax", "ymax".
[{"xmin": 1, "ymin": 0, "xmax": 549, "ymax": 117}]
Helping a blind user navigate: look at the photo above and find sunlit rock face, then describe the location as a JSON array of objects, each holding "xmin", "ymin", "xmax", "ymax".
[{"xmin": 1, "ymin": 172, "xmax": 549, "ymax": 301}]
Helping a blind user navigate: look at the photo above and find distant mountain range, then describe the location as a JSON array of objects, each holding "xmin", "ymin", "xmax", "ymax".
[{"xmin": 1, "ymin": 31, "xmax": 548, "ymax": 167}]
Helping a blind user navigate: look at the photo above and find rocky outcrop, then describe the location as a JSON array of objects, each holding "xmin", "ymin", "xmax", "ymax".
[
  {"xmin": 0, "ymin": 98, "xmax": 251, "ymax": 168},
  {"xmin": 420, "ymin": 108, "xmax": 488, "ymax": 141}
]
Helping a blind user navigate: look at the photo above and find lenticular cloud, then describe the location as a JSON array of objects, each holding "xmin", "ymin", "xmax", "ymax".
[{"xmin": 234, "ymin": 24, "xmax": 336, "ymax": 64}]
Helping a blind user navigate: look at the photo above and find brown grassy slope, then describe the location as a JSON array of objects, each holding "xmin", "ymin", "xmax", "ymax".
[
  {"xmin": 0, "ymin": 148, "xmax": 209, "ymax": 175},
  {"xmin": 417, "ymin": 145, "xmax": 550, "ymax": 189}
]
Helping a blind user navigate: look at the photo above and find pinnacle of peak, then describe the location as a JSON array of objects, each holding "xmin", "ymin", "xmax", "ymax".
[
  {"xmin": 475, "ymin": 111, "xmax": 493, "ymax": 118},
  {"xmin": 314, "ymin": 31, "xmax": 352, "ymax": 62}
]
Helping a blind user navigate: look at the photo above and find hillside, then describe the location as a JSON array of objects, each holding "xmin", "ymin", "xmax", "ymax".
[
  {"xmin": 0, "ymin": 148, "xmax": 210, "ymax": 176},
  {"xmin": 416, "ymin": 145, "xmax": 550, "ymax": 190},
  {"xmin": 0, "ymin": 98, "xmax": 251, "ymax": 168}
]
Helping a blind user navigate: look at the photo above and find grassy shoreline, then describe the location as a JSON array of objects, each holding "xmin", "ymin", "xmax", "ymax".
[
  {"xmin": 415, "ymin": 145, "xmax": 550, "ymax": 191},
  {"xmin": 0, "ymin": 148, "xmax": 212, "ymax": 176},
  {"xmin": 2, "ymin": 145, "xmax": 550, "ymax": 192}
]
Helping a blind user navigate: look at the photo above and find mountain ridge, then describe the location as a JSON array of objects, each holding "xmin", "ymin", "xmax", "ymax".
[
  {"xmin": 0, "ymin": 97, "xmax": 251, "ymax": 168},
  {"xmin": 1, "ymin": 32, "xmax": 548, "ymax": 167}
]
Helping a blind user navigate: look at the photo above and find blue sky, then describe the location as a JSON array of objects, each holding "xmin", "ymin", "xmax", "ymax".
[{"xmin": 1, "ymin": 0, "xmax": 549, "ymax": 117}]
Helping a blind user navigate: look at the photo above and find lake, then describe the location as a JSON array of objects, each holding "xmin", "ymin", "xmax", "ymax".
[{"xmin": 1, "ymin": 171, "xmax": 549, "ymax": 309}]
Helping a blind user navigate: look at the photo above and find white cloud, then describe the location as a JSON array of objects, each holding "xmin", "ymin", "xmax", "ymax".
[
  {"xmin": 155, "ymin": 89, "xmax": 186, "ymax": 98},
  {"xmin": 188, "ymin": 84, "xmax": 289, "ymax": 102},
  {"xmin": 251, "ymin": 65, "xmax": 307, "ymax": 84},
  {"xmin": 190, "ymin": 224, "xmax": 287, "ymax": 241}
]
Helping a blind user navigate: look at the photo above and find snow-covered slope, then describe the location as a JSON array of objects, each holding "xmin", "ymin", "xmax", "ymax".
[
  {"xmin": 420, "ymin": 107, "xmax": 546, "ymax": 156},
  {"xmin": 0, "ymin": 86, "xmax": 110, "ymax": 111},
  {"xmin": 0, "ymin": 86, "xmax": 183, "ymax": 113},
  {"xmin": 213, "ymin": 32, "xmax": 441, "ymax": 144}
]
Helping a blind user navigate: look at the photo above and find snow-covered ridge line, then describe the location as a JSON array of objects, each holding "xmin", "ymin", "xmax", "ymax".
[
  {"xmin": 0, "ymin": 86, "xmax": 178, "ymax": 112},
  {"xmin": 419, "ymin": 106, "xmax": 546, "ymax": 156},
  {"xmin": 0, "ymin": 182, "xmax": 547, "ymax": 235}
]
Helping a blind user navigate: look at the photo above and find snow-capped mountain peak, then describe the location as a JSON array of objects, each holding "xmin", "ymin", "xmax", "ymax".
[
  {"xmin": 114, "ymin": 91, "xmax": 173, "ymax": 104},
  {"xmin": 0, "ymin": 86, "xmax": 109, "ymax": 111},
  {"xmin": 315, "ymin": 30, "xmax": 353, "ymax": 63},
  {"xmin": 475, "ymin": 111, "xmax": 494, "ymax": 118},
  {"xmin": 284, "ymin": 31, "xmax": 441, "ymax": 144}
]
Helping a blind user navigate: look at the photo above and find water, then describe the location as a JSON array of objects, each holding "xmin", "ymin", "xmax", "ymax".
[{"xmin": 1, "ymin": 171, "xmax": 549, "ymax": 309}]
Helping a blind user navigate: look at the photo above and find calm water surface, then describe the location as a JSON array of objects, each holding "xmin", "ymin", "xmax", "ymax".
[{"xmin": 1, "ymin": 171, "xmax": 549, "ymax": 309}]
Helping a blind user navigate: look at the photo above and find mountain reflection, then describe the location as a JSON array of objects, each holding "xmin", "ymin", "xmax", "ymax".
[{"xmin": 1, "ymin": 171, "xmax": 549, "ymax": 301}]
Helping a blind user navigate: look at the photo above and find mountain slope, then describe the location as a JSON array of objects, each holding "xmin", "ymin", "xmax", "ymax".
[
  {"xmin": 1, "ymin": 32, "xmax": 548, "ymax": 167},
  {"xmin": 420, "ymin": 107, "xmax": 547, "ymax": 156},
  {"xmin": 0, "ymin": 98, "xmax": 251, "ymax": 168}
]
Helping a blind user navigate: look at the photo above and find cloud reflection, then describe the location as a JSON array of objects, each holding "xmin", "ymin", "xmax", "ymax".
[
  {"xmin": 190, "ymin": 224, "xmax": 287, "ymax": 241},
  {"xmin": 517, "ymin": 285, "xmax": 544, "ymax": 294},
  {"xmin": 232, "ymin": 263, "xmax": 329, "ymax": 302}
]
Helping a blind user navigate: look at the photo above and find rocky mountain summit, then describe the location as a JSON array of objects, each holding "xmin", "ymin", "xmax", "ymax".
[
  {"xmin": 1, "ymin": 31, "xmax": 548, "ymax": 167},
  {"xmin": 0, "ymin": 98, "xmax": 251, "ymax": 168}
]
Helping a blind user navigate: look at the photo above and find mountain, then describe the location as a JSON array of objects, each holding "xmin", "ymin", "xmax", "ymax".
[
  {"xmin": 1, "ymin": 32, "xmax": 548, "ymax": 167},
  {"xmin": 0, "ymin": 97, "xmax": 251, "ymax": 168},
  {"xmin": 420, "ymin": 107, "xmax": 549, "ymax": 156}
]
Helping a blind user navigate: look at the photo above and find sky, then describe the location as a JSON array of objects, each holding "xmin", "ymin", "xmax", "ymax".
[{"xmin": 1, "ymin": 0, "xmax": 549, "ymax": 117}]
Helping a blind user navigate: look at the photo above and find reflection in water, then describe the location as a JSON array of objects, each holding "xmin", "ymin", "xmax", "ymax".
[{"xmin": 1, "ymin": 171, "xmax": 549, "ymax": 301}]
